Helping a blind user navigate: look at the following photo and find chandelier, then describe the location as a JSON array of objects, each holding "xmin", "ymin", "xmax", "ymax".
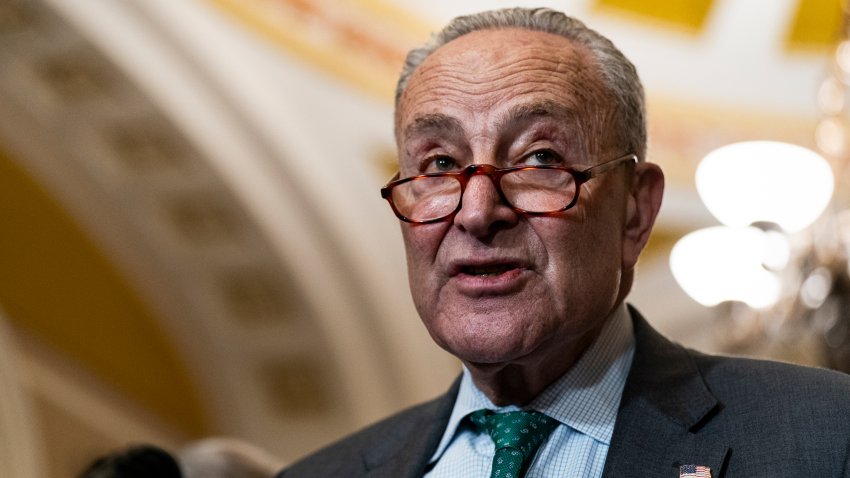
[{"xmin": 670, "ymin": 6, "xmax": 850, "ymax": 373}]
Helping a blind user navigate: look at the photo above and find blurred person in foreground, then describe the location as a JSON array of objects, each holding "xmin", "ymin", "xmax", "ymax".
[
  {"xmin": 77, "ymin": 445, "xmax": 182, "ymax": 478},
  {"xmin": 179, "ymin": 437, "xmax": 284, "ymax": 478},
  {"xmin": 278, "ymin": 7, "xmax": 850, "ymax": 478},
  {"xmin": 78, "ymin": 439, "xmax": 282, "ymax": 478}
]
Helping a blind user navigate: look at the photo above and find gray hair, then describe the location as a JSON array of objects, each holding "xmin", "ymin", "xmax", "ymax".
[{"xmin": 395, "ymin": 7, "xmax": 646, "ymax": 160}]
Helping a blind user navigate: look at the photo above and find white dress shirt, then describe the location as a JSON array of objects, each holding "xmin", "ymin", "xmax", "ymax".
[{"xmin": 424, "ymin": 303, "xmax": 635, "ymax": 478}]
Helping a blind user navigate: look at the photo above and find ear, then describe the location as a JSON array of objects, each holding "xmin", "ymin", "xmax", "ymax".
[{"xmin": 622, "ymin": 161, "xmax": 664, "ymax": 269}]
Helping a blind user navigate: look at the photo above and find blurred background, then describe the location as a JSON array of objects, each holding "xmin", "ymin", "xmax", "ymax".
[{"xmin": 0, "ymin": 0, "xmax": 846, "ymax": 476}]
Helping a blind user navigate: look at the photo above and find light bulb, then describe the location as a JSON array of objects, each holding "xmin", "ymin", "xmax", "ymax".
[
  {"xmin": 670, "ymin": 226, "xmax": 787, "ymax": 308},
  {"xmin": 696, "ymin": 141, "xmax": 834, "ymax": 232}
]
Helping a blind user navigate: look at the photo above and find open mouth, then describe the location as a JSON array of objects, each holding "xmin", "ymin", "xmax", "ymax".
[
  {"xmin": 450, "ymin": 260, "xmax": 528, "ymax": 294},
  {"xmin": 459, "ymin": 264, "xmax": 517, "ymax": 277}
]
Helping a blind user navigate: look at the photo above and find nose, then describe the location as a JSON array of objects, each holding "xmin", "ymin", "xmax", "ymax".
[{"xmin": 453, "ymin": 172, "xmax": 519, "ymax": 237}]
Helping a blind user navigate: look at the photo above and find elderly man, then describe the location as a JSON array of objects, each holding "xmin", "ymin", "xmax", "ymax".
[{"xmin": 278, "ymin": 7, "xmax": 850, "ymax": 478}]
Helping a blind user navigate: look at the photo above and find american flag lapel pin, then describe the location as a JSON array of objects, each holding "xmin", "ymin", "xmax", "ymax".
[{"xmin": 679, "ymin": 464, "xmax": 712, "ymax": 478}]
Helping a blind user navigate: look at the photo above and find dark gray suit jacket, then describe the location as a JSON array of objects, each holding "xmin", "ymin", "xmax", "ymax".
[{"xmin": 278, "ymin": 310, "xmax": 850, "ymax": 477}]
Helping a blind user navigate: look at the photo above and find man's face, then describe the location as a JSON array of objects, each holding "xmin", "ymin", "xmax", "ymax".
[{"xmin": 396, "ymin": 28, "xmax": 638, "ymax": 368}]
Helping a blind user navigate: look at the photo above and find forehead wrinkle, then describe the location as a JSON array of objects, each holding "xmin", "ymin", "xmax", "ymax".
[
  {"xmin": 494, "ymin": 99, "xmax": 589, "ymax": 158},
  {"xmin": 495, "ymin": 99, "xmax": 578, "ymax": 132}
]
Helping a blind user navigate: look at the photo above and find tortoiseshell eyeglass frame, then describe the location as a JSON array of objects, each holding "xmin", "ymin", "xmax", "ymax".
[{"xmin": 380, "ymin": 153, "xmax": 638, "ymax": 224}]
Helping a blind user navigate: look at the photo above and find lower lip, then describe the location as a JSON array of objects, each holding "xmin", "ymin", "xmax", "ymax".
[{"xmin": 452, "ymin": 268, "xmax": 527, "ymax": 296}]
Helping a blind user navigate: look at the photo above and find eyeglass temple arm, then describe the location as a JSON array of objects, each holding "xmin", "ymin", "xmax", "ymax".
[{"xmin": 583, "ymin": 154, "xmax": 638, "ymax": 179}]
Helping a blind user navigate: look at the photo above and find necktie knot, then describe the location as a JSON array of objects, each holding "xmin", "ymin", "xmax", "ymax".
[{"xmin": 470, "ymin": 410, "xmax": 557, "ymax": 478}]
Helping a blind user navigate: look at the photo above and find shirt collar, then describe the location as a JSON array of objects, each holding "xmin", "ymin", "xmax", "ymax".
[
  {"xmin": 428, "ymin": 302, "xmax": 635, "ymax": 463},
  {"xmin": 530, "ymin": 302, "xmax": 634, "ymax": 444}
]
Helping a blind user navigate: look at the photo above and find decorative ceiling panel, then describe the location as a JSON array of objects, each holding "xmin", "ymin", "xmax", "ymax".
[
  {"xmin": 261, "ymin": 358, "xmax": 333, "ymax": 416},
  {"xmin": 104, "ymin": 122, "xmax": 188, "ymax": 173},
  {"xmin": 0, "ymin": 0, "xmax": 41, "ymax": 34},
  {"xmin": 787, "ymin": 0, "xmax": 843, "ymax": 50},
  {"xmin": 217, "ymin": 267, "xmax": 302, "ymax": 325},
  {"xmin": 593, "ymin": 0, "xmax": 714, "ymax": 32}
]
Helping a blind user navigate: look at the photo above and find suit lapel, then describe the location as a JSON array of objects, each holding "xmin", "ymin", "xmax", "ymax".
[
  {"xmin": 361, "ymin": 377, "xmax": 460, "ymax": 478},
  {"xmin": 602, "ymin": 308, "xmax": 730, "ymax": 477}
]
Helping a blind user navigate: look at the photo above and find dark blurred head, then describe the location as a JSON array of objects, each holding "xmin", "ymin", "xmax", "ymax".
[{"xmin": 78, "ymin": 444, "xmax": 182, "ymax": 478}]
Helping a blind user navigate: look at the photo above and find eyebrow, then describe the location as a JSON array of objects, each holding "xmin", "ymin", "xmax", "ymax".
[
  {"xmin": 402, "ymin": 113, "xmax": 464, "ymax": 140},
  {"xmin": 400, "ymin": 100, "xmax": 581, "ymax": 149}
]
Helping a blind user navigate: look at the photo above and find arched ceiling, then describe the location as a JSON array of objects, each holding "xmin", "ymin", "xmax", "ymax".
[{"xmin": 0, "ymin": 148, "xmax": 208, "ymax": 436}]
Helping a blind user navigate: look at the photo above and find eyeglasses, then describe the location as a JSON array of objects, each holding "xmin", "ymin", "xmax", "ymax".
[{"xmin": 380, "ymin": 153, "xmax": 637, "ymax": 223}]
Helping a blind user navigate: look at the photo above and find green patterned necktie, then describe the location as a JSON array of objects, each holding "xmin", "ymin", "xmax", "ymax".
[{"xmin": 470, "ymin": 409, "xmax": 558, "ymax": 478}]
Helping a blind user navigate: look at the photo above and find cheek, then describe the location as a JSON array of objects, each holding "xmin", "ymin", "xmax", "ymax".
[
  {"xmin": 401, "ymin": 223, "xmax": 443, "ymax": 265},
  {"xmin": 401, "ymin": 222, "xmax": 449, "ymax": 293},
  {"xmin": 533, "ymin": 216, "xmax": 622, "ymax": 301}
]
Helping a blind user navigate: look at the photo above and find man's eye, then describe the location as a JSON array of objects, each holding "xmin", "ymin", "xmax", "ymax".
[
  {"xmin": 427, "ymin": 156, "xmax": 458, "ymax": 172},
  {"xmin": 525, "ymin": 150, "xmax": 562, "ymax": 166}
]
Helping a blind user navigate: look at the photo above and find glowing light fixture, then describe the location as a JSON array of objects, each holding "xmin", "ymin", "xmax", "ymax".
[
  {"xmin": 669, "ymin": 226, "xmax": 788, "ymax": 309},
  {"xmin": 668, "ymin": 10, "xmax": 850, "ymax": 373},
  {"xmin": 695, "ymin": 141, "xmax": 834, "ymax": 232}
]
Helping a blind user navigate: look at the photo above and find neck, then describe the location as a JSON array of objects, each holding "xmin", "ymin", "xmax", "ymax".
[{"xmin": 464, "ymin": 320, "xmax": 606, "ymax": 406}]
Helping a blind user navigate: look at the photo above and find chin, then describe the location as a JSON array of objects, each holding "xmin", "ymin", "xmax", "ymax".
[
  {"xmin": 425, "ymin": 309, "xmax": 545, "ymax": 362},
  {"xmin": 441, "ymin": 335, "xmax": 532, "ymax": 366}
]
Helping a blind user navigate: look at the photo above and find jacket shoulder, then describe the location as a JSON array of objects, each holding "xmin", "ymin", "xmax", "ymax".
[
  {"xmin": 693, "ymin": 351, "xmax": 850, "ymax": 414},
  {"xmin": 276, "ymin": 382, "xmax": 457, "ymax": 478},
  {"xmin": 610, "ymin": 310, "xmax": 850, "ymax": 476}
]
